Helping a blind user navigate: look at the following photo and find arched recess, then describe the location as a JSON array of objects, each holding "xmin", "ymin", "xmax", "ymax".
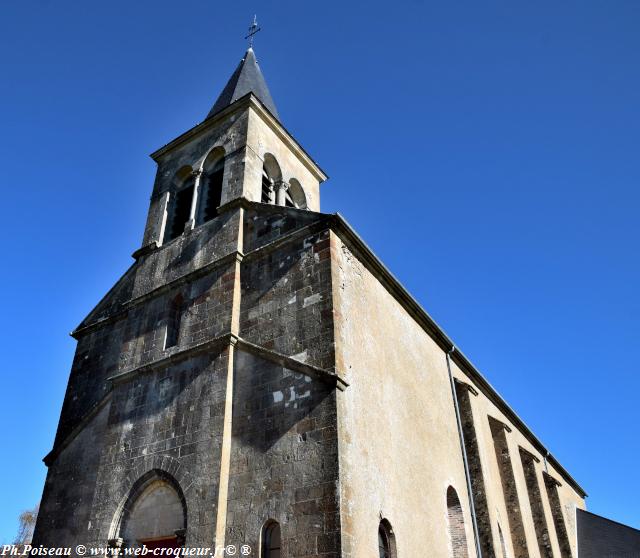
[
  {"xmin": 378, "ymin": 519, "xmax": 397, "ymax": 558},
  {"xmin": 447, "ymin": 486, "xmax": 469, "ymax": 558},
  {"xmin": 174, "ymin": 165, "xmax": 193, "ymax": 187},
  {"xmin": 261, "ymin": 520, "xmax": 281, "ymax": 558},
  {"xmin": 198, "ymin": 147, "xmax": 225, "ymax": 224},
  {"xmin": 286, "ymin": 178, "xmax": 307, "ymax": 209},
  {"xmin": 261, "ymin": 153, "xmax": 281, "ymax": 204},
  {"xmin": 114, "ymin": 470, "xmax": 187, "ymax": 549},
  {"xmin": 164, "ymin": 166, "xmax": 195, "ymax": 243}
]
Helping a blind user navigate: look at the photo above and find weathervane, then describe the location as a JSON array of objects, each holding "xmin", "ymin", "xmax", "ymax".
[{"xmin": 245, "ymin": 15, "xmax": 261, "ymax": 48}]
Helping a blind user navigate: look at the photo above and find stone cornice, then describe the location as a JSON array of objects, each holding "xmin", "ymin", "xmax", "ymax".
[
  {"xmin": 44, "ymin": 333, "xmax": 346, "ymax": 467},
  {"xmin": 106, "ymin": 333, "xmax": 233, "ymax": 385},
  {"xmin": 106, "ymin": 331, "xmax": 346, "ymax": 394},
  {"xmin": 236, "ymin": 336, "xmax": 348, "ymax": 391}
]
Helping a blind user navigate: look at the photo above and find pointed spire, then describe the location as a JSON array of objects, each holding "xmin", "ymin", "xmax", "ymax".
[{"xmin": 206, "ymin": 48, "xmax": 279, "ymax": 120}]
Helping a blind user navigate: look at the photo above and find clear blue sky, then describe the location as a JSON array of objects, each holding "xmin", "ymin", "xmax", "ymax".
[{"xmin": 1, "ymin": 0, "xmax": 638, "ymax": 542}]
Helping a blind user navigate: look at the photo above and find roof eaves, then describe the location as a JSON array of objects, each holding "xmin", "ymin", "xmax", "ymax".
[{"xmin": 329, "ymin": 212, "xmax": 587, "ymax": 498}]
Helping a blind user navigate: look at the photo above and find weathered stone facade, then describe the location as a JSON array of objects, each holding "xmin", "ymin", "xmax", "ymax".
[{"xmin": 34, "ymin": 47, "xmax": 587, "ymax": 558}]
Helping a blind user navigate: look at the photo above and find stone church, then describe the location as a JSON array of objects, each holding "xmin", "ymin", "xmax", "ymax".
[{"xmin": 33, "ymin": 46, "xmax": 587, "ymax": 558}]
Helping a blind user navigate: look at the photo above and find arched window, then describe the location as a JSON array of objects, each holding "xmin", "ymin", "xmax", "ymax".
[
  {"xmin": 378, "ymin": 519, "xmax": 396, "ymax": 558},
  {"xmin": 198, "ymin": 148, "xmax": 225, "ymax": 224},
  {"xmin": 261, "ymin": 154, "xmax": 281, "ymax": 204},
  {"xmin": 164, "ymin": 293, "xmax": 184, "ymax": 349},
  {"xmin": 447, "ymin": 486, "xmax": 469, "ymax": 558},
  {"xmin": 116, "ymin": 471, "xmax": 186, "ymax": 550},
  {"xmin": 286, "ymin": 178, "xmax": 307, "ymax": 209},
  {"xmin": 164, "ymin": 166, "xmax": 195, "ymax": 243},
  {"xmin": 261, "ymin": 521, "xmax": 281, "ymax": 558}
]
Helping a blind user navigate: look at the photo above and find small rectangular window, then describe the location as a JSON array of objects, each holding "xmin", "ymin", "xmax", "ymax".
[{"xmin": 164, "ymin": 295, "xmax": 184, "ymax": 349}]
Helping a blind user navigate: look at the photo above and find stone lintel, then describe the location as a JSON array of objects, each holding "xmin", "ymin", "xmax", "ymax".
[
  {"xmin": 543, "ymin": 471, "xmax": 562, "ymax": 488},
  {"xmin": 454, "ymin": 378, "xmax": 479, "ymax": 397},
  {"xmin": 519, "ymin": 446, "xmax": 541, "ymax": 464},
  {"xmin": 488, "ymin": 415, "xmax": 513, "ymax": 433}
]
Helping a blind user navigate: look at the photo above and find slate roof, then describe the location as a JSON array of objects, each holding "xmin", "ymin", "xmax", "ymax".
[
  {"xmin": 577, "ymin": 509, "xmax": 640, "ymax": 557},
  {"xmin": 207, "ymin": 47, "xmax": 279, "ymax": 120}
]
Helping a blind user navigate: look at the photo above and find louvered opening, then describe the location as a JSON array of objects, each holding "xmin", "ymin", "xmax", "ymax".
[
  {"xmin": 201, "ymin": 168, "xmax": 223, "ymax": 223},
  {"xmin": 165, "ymin": 184, "xmax": 194, "ymax": 242}
]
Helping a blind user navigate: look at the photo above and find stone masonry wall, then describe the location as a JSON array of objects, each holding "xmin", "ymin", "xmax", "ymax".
[
  {"xmin": 142, "ymin": 110, "xmax": 249, "ymax": 247},
  {"xmin": 226, "ymin": 351, "xmax": 340, "ymax": 557},
  {"xmin": 520, "ymin": 448, "xmax": 554, "ymax": 558},
  {"xmin": 240, "ymin": 208, "xmax": 334, "ymax": 372},
  {"xmin": 85, "ymin": 351, "xmax": 229, "ymax": 547},
  {"xmin": 32, "ymin": 405, "xmax": 109, "ymax": 545},
  {"xmin": 448, "ymin": 488, "xmax": 470, "ymax": 558},
  {"xmin": 543, "ymin": 473, "xmax": 573, "ymax": 558},
  {"xmin": 455, "ymin": 382, "xmax": 496, "ymax": 558},
  {"xmin": 52, "ymin": 327, "xmax": 122, "ymax": 450},
  {"xmin": 488, "ymin": 417, "xmax": 529, "ymax": 558},
  {"xmin": 35, "ymin": 349, "xmax": 228, "ymax": 549},
  {"xmin": 243, "ymin": 206, "xmax": 323, "ymax": 253},
  {"xmin": 53, "ymin": 259, "xmax": 235, "ymax": 450},
  {"xmin": 37, "ymin": 200, "xmax": 340, "ymax": 550}
]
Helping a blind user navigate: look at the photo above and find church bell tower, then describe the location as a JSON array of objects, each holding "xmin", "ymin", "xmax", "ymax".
[
  {"xmin": 139, "ymin": 46, "xmax": 325, "ymax": 255},
  {"xmin": 33, "ymin": 43, "xmax": 341, "ymax": 554}
]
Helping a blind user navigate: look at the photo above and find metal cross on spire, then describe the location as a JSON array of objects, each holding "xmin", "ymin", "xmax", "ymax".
[{"xmin": 244, "ymin": 15, "xmax": 261, "ymax": 48}]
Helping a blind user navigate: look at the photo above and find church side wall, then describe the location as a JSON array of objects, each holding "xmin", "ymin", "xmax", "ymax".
[
  {"xmin": 330, "ymin": 233, "xmax": 476, "ymax": 558},
  {"xmin": 330, "ymin": 231, "xmax": 585, "ymax": 558},
  {"xmin": 449, "ymin": 359, "xmax": 586, "ymax": 558}
]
